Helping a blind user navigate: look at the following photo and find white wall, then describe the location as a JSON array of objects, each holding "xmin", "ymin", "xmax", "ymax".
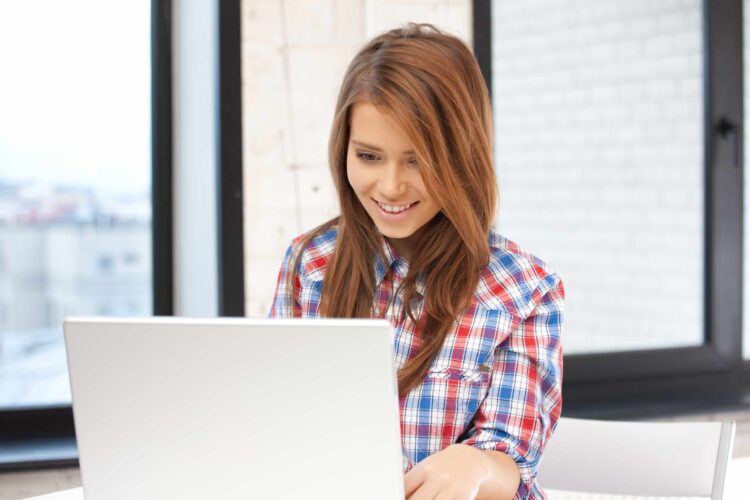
[
  {"xmin": 241, "ymin": 0, "xmax": 472, "ymax": 317},
  {"xmin": 492, "ymin": 0, "xmax": 705, "ymax": 354}
]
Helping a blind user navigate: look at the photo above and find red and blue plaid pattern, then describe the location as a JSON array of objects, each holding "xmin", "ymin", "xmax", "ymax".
[{"xmin": 270, "ymin": 225, "xmax": 565, "ymax": 499}]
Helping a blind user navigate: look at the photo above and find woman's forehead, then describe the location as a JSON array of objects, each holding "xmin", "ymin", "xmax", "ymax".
[{"xmin": 349, "ymin": 102, "xmax": 417, "ymax": 152}]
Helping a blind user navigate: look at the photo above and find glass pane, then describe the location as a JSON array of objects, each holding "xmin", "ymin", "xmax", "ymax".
[
  {"xmin": 0, "ymin": 1, "xmax": 152, "ymax": 407},
  {"xmin": 492, "ymin": 0, "xmax": 705, "ymax": 354}
]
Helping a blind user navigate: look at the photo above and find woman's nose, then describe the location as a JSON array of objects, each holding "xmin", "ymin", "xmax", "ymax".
[{"xmin": 378, "ymin": 163, "xmax": 407, "ymax": 199}]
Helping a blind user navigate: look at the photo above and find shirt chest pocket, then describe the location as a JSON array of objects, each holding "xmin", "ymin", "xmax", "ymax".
[{"xmin": 420, "ymin": 366, "xmax": 492, "ymax": 437}]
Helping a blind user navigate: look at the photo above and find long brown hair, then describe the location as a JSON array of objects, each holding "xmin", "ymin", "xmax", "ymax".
[{"xmin": 288, "ymin": 23, "xmax": 497, "ymax": 397}]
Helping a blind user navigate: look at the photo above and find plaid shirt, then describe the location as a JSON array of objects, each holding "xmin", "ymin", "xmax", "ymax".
[{"xmin": 270, "ymin": 225, "xmax": 564, "ymax": 499}]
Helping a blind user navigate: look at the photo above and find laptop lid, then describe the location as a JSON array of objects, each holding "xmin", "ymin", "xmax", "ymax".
[{"xmin": 63, "ymin": 317, "xmax": 404, "ymax": 499}]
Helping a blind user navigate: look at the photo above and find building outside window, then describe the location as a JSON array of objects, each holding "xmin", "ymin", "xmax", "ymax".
[{"xmin": 0, "ymin": 0, "xmax": 152, "ymax": 408}]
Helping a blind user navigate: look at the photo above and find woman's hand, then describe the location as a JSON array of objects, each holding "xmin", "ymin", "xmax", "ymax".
[{"xmin": 403, "ymin": 444, "xmax": 491, "ymax": 500}]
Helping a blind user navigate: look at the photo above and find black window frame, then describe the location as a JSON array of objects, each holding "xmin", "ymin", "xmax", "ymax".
[
  {"xmin": 0, "ymin": 0, "xmax": 174, "ymax": 471},
  {"xmin": 474, "ymin": 0, "xmax": 747, "ymax": 418},
  {"xmin": 218, "ymin": 0, "xmax": 245, "ymax": 318}
]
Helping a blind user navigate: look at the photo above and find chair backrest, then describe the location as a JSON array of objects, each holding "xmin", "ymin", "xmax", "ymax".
[{"xmin": 536, "ymin": 417, "xmax": 736, "ymax": 499}]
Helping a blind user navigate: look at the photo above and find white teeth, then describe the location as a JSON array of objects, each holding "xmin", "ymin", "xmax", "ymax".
[{"xmin": 377, "ymin": 201, "xmax": 413, "ymax": 213}]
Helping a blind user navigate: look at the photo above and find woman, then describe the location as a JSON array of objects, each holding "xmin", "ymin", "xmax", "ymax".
[{"xmin": 270, "ymin": 22, "xmax": 564, "ymax": 500}]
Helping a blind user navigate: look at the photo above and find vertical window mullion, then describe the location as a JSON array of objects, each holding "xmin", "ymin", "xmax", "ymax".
[
  {"xmin": 707, "ymin": 0, "xmax": 743, "ymax": 363},
  {"xmin": 152, "ymin": 0, "xmax": 174, "ymax": 317},
  {"xmin": 218, "ymin": 0, "xmax": 245, "ymax": 317}
]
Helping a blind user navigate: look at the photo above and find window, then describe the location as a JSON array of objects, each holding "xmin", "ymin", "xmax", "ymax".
[
  {"xmin": 97, "ymin": 255, "xmax": 115, "ymax": 273},
  {"xmin": 124, "ymin": 252, "xmax": 140, "ymax": 265},
  {"xmin": 479, "ymin": 0, "xmax": 746, "ymax": 414},
  {"xmin": 492, "ymin": 1, "xmax": 705, "ymax": 354},
  {"xmin": 0, "ymin": 1, "xmax": 153, "ymax": 409},
  {"xmin": 0, "ymin": 0, "xmax": 171, "ymax": 472}
]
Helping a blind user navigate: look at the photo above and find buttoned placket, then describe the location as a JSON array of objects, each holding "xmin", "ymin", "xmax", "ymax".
[{"xmin": 374, "ymin": 236, "xmax": 428, "ymax": 370}]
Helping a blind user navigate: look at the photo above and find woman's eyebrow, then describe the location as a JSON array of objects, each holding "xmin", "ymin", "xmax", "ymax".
[{"xmin": 351, "ymin": 140, "xmax": 414, "ymax": 155}]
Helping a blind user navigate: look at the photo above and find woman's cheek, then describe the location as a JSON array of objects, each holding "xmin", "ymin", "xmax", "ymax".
[{"xmin": 347, "ymin": 165, "xmax": 370, "ymax": 195}]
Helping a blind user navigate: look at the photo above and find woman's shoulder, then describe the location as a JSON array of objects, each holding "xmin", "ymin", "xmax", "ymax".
[
  {"xmin": 287, "ymin": 223, "xmax": 340, "ymax": 283},
  {"xmin": 475, "ymin": 230, "xmax": 564, "ymax": 317}
]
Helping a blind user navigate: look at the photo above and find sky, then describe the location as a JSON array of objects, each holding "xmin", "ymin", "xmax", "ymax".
[{"xmin": 0, "ymin": 1, "xmax": 151, "ymax": 196}]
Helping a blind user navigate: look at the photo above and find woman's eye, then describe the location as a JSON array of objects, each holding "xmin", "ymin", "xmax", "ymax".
[
  {"xmin": 407, "ymin": 159, "xmax": 418, "ymax": 167},
  {"xmin": 357, "ymin": 152, "xmax": 378, "ymax": 162}
]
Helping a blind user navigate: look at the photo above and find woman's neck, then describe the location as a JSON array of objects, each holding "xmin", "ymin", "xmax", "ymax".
[{"xmin": 385, "ymin": 234, "xmax": 416, "ymax": 261}]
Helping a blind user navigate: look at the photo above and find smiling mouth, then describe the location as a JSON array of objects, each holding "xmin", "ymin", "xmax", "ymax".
[{"xmin": 374, "ymin": 199, "xmax": 419, "ymax": 214}]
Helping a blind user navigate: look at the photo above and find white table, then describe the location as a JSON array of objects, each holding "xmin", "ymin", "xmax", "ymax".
[
  {"xmin": 25, "ymin": 457, "xmax": 750, "ymax": 500},
  {"xmin": 26, "ymin": 488, "xmax": 83, "ymax": 500}
]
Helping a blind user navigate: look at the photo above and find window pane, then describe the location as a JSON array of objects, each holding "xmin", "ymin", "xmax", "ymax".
[
  {"xmin": 0, "ymin": 1, "xmax": 152, "ymax": 407},
  {"xmin": 492, "ymin": 0, "xmax": 705, "ymax": 354}
]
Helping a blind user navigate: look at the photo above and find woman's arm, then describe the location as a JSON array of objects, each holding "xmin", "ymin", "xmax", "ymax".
[
  {"xmin": 404, "ymin": 272, "xmax": 565, "ymax": 499},
  {"xmin": 476, "ymin": 449, "xmax": 522, "ymax": 499},
  {"xmin": 460, "ymin": 273, "xmax": 565, "ymax": 497},
  {"xmin": 404, "ymin": 445, "xmax": 520, "ymax": 499}
]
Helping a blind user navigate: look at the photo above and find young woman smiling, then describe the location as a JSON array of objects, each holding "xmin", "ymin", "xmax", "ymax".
[{"xmin": 271, "ymin": 23, "xmax": 565, "ymax": 500}]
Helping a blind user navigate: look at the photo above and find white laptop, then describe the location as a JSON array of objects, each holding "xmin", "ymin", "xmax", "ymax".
[{"xmin": 61, "ymin": 317, "xmax": 404, "ymax": 500}]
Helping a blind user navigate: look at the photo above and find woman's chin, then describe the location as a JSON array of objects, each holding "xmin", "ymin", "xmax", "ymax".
[{"xmin": 375, "ymin": 225, "xmax": 418, "ymax": 241}]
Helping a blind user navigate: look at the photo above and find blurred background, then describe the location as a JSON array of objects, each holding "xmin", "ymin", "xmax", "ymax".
[{"xmin": 0, "ymin": 0, "xmax": 748, "ymax": 498}]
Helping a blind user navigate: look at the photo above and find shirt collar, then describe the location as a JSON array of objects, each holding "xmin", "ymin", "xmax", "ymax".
[
  {"xmin": 372, "ymin": 230, "xmax": 500, "ymax": 300},
  {"xmin": 374, "ymin": 236, "xmax": 426, "ymax": 297}
]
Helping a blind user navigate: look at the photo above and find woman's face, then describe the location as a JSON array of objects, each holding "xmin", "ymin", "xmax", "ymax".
[{"xmin": 346, "ymin": 102, "xmax": 441, "ymax": 258}]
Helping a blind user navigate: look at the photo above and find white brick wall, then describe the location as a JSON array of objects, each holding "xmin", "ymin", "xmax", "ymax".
[
  {"xmin": 241, "ymin": 0, "xmax": 471, "ymax": 317},
  {"xmin": 491, "ymin": 0, "xmax": 705, "ymax": 354}
]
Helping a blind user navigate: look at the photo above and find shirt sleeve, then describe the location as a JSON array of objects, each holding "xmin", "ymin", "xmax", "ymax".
[
  {"xmin": 459, "ymin": 273, "xmax": 565, "ymax": 499},
  {"xmin": 268, "ymin": 240, "xmax": 302, "ymax": 318}
]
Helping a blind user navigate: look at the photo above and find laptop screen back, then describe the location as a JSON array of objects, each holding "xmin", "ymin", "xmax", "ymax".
[{"xmin": 64, "ymin": 317, "xmax": 404, "ymax": 500}]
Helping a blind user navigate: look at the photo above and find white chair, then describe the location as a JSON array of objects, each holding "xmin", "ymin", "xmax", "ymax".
[{"xmin": 537, "ymin": 417, "xmax": 736, "ymax": 499}]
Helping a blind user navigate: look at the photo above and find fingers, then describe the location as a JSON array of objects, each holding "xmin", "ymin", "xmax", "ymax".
[
  {"xmin": 404, "ymin": 465, "xmax": 426, "ymax": 498},
  {"xmin": 405, "ymin": 484, "xmax": 438, "ymax": 500},
  {"xmin": 432, "ymin": 492, "xmax": 454, "ymax": 500}
]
